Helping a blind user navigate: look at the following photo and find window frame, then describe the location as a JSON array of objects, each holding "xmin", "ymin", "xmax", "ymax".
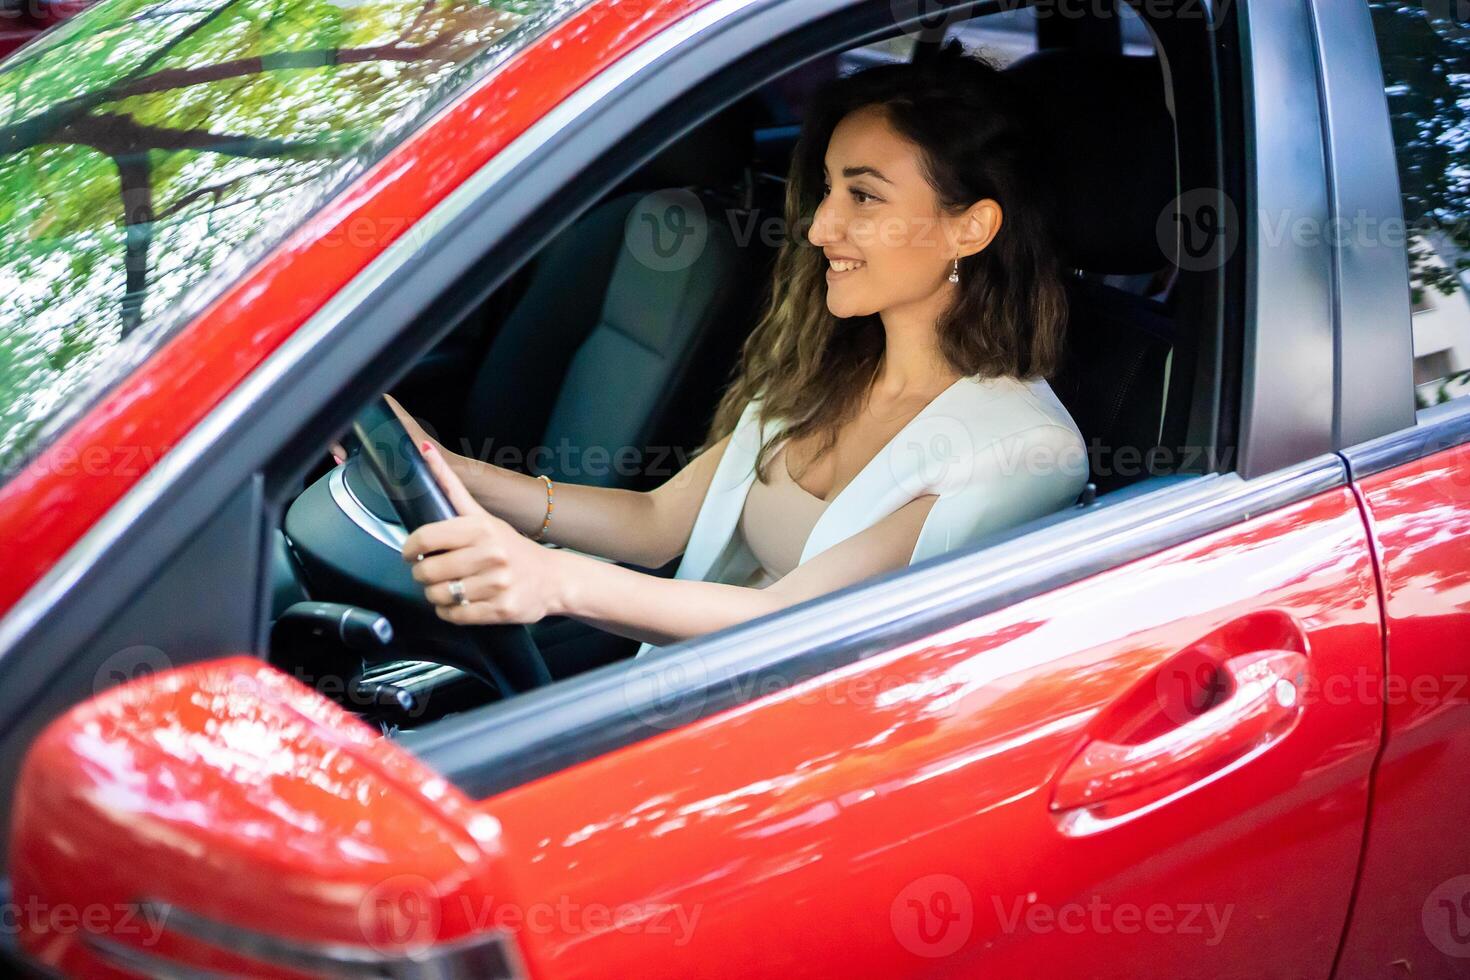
[
  {"xmin": 0, "ymin": 0, "xmax": 1335, "ymax": 800},
  {"xmin": 1328, "ymin": 0, "xmax": 1470, "ymax": 479}
]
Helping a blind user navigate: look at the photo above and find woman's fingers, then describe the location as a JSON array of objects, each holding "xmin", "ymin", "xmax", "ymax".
[
  {"xmin": 433, "ymin": 595, "xmax": 537, "ymax": 625},
  {"xmin": 393, "ymin": 436, "xmax": 540, "ymax": 626},
  {"xmin": 384, "ymin": 394, "xmax": 432, "ymax": 446},
  {"xmin": 401, "ymin": 515, "xmax": 482, "ymax": 562},
  {"xmin": 419, "ymin": 440, "xmax": 480, "ymax": 517},
  {"xmin": 382, "ymin": 393, "xmax": 415, "ymax": 430},
  {"xmin": 412, "ymin": 545, "xmax": 504, "ymax": 585},
  {"xmin": 422, "ymin": 570, "xmax": 512, "ymax": 609}
]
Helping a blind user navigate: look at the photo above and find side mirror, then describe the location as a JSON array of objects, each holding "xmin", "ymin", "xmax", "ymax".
[{"xmin": 8, "ymin": 657, "xmax": 527, "ymax": 978}]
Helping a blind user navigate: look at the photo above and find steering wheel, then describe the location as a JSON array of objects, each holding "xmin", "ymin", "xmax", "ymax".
[{"xmin": 352, "ymin": 397, "xmax": 552, "ymax": 694}]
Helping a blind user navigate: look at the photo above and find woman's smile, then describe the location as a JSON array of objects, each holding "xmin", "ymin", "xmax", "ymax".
[{"xmin": 826, "ymin": 255, "xmax": 866, "ymax": 279}]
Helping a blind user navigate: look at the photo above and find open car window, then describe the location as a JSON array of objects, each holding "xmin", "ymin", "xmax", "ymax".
[
  {"xmin": 0, "ymin": 0, "xmax": 595, "ymax": 478},
  {"xmin": 260, "ymin": 0, "xmax": 1214, "ymax": 751}
]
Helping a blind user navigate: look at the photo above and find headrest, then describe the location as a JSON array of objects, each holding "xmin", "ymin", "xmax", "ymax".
[
  {"xmin": 626, "ymin": 98, "xmax": 762, "ymax": 191},
  {"xmin": 1005, "ymin": 51, "xmax": 1176, "ymax": 275}
]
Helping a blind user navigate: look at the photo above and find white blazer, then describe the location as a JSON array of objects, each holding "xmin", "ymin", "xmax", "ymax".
[{"xmin": 634, "ymin": 373, "xmax": 1090, "ymax": 657}]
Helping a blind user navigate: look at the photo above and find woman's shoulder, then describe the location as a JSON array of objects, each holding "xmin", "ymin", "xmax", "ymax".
[
  {"xmin": 950, "ymin": 373, "xmax": 1085, "ymax": 449},
  {"xmin": 915, "ymin": 373, "xmax": 1087, "ymax": 496}
]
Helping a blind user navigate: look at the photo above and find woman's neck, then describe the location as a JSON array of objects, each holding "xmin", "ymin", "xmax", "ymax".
[{"xmin": 874, "ymin": 297, "xmax": 961, "ymax": 402}]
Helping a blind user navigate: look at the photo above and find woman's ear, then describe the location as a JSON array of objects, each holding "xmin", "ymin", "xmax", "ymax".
[{"xmin": 956, "ymin": 198, "xmax": 1003, "ymax": 258}]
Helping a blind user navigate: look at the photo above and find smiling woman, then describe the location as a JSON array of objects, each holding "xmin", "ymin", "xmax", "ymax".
[
  {"xmin": 0, "ymin": 0, "xmax": 592, "ymax": 474},
  {"xmin": 382, "ymin": 45, "xmax": 1090, "ymax": 660}
]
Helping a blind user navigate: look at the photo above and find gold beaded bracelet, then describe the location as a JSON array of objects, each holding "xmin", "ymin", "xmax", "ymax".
[{"xmin": 532, "ymin": 473, "xmax": 554, "ymax": 542}]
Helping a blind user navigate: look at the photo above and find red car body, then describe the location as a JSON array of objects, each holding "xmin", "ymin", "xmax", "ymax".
[{"xmin": 1, "ymin": 0, "xmax": 1466, "ymax": 977}]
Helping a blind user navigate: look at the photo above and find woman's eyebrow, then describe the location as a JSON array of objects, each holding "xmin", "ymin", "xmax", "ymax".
[{"xmin": 823, "ymin": 163, "xmax": 894, "ymax": 185}]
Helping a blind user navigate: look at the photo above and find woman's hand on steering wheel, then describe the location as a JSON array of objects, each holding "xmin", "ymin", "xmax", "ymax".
[
  {"xmin": 383, "ymin": 393, "xmax": 448, "ymax": 460},
  {"xmin": 401, "ymin": 442, "xmax": 565, "ymax": 626}
]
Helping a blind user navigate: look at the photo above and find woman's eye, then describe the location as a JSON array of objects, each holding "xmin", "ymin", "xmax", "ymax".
[{"xmin": 819, "ymin": 183, "xmax": 877, "ymax": 204}]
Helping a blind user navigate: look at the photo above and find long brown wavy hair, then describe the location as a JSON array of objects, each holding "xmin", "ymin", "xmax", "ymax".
[{"xmin": 705, "ymin": 44, "xmax": 1067, "ymax": 481}]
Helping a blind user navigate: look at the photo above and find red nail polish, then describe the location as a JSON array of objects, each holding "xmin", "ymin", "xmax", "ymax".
[{"xmin": 421, "ymin": 441, "xmax": 431, "ymax": 453}]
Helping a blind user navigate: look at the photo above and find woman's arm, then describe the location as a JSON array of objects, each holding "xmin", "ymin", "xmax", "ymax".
[
  {"xmin": 552, "ymin": 493, "xmax": 939, "ymax": 645},
  {"xmin": 386, "ymin": 395, "xmax": 729, "ymax": 569},
  {"xmin": 402, "ymin": 440, "xmax": 940, "ymax": 647}
]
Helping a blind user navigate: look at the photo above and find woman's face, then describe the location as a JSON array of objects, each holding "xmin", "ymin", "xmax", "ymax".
[{"xmin": 807, "ymin": 105, "xmax": 999, "ymax": 321}]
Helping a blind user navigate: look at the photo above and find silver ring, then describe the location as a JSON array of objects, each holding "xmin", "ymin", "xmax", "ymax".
[{"xmin": 448, "ymin": 579, "xmax": 467, "ymax": 606}]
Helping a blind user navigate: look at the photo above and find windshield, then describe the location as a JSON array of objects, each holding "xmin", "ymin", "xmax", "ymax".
[{"xmin": 0, "ymin": 0, "xmax": 592, "ymax": 475}]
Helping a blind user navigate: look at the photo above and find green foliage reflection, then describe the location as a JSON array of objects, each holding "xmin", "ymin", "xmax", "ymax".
[{"xmin": 0, "ymin": 0, "xmax": 585, "ymax": 468}]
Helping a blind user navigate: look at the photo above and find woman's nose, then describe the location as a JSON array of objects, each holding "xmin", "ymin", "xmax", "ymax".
[{"xmin": 808, "ymin": 196, "xmax": 841, "ymax": 247}]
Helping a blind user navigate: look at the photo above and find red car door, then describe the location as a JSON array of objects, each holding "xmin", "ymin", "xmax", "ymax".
[
  {"xmin": 431, "ymin": 478, "xmax": 1382, "ymax": 980},
  {"xmin": 1325, "ymin": 3, "xmax": 1470, "ymax": 976},
  {"xmin": 1336, "ymin": 435, "xmax": 1470, "ymax": 979},
  {"xmin": 8, "ymin": 477, "xmax": 1387, "ymax": 980}
]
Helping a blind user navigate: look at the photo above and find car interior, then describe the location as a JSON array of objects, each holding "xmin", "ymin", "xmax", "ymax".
[{"xmin": 265, "ymin": 2, "xmax": 1204, "ymax": 736}]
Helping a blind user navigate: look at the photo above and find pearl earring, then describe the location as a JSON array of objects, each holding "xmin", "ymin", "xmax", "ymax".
[{"xmin": 948, "ymin": 257, "xmax": 960, "ymax": 285}]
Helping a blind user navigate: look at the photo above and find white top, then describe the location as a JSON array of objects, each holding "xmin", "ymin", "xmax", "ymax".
[
  {"xmin": 737, "ymin": 443, "xmax": 830, "ymax": 589},
  {"xmin": 634, "ymin": 373, "xmax": 1089, "ymax": 657}
]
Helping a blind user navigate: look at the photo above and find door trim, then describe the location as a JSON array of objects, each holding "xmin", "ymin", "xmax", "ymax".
[
  {"xmin": 1308, "ymin": 0, "xmax": 1416, "ymax": 448},
  {"xmin": 1234, "ymin": 0, "xmax": 1337, "ymax": 475},
  {"xmin": 405, "ymin": 456, "xmax": 1348, "ymax": 798},
  {"xmin": 1342, "ymin": 396, "xmax": 1470, "ymax": 480}
]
